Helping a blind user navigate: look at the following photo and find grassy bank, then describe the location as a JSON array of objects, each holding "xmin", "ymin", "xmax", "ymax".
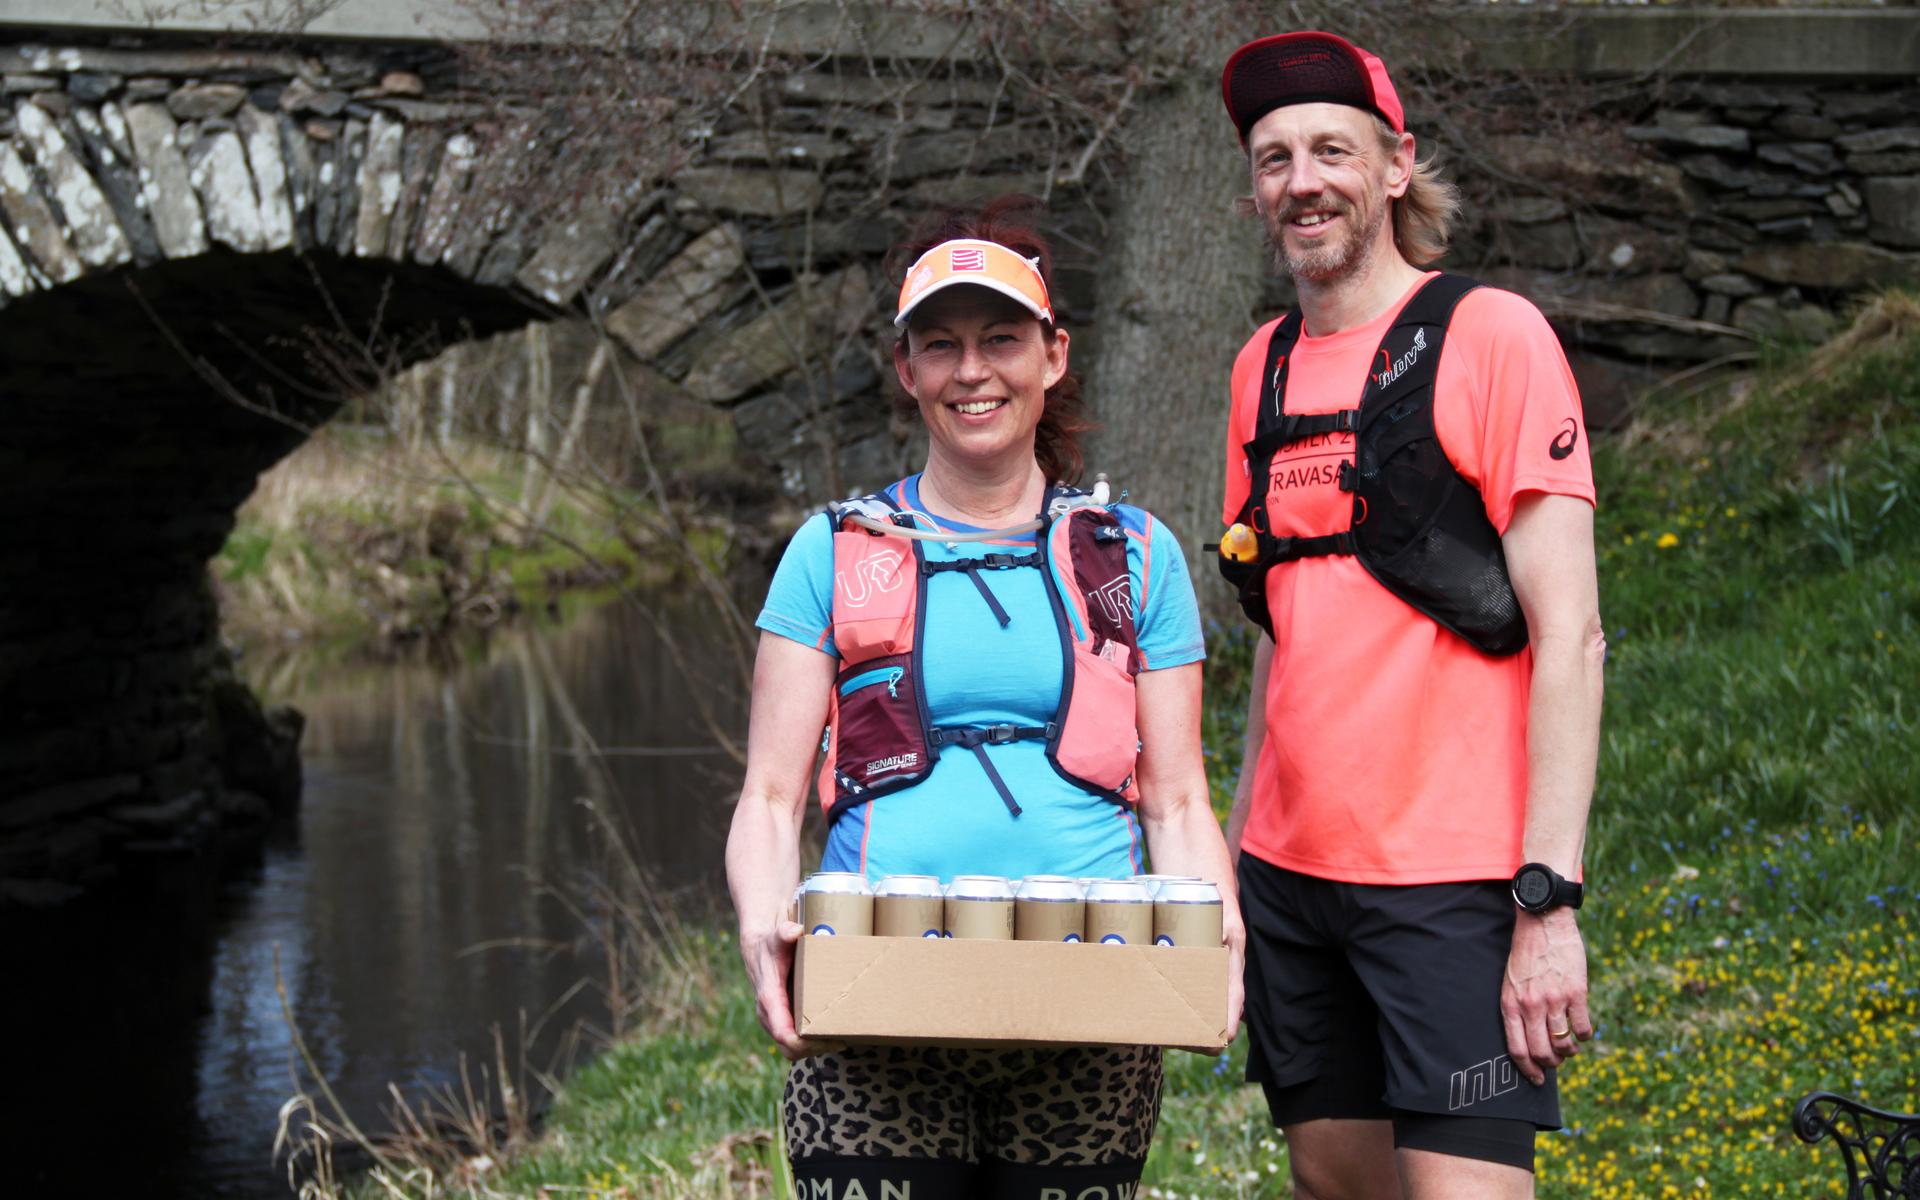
[
  {"xmin": 332, "ymin": 298, "xmax": 1918, "ymax": 1198},
  {"xmin": 214, "ymin": 428, "xmax": 731, "ymax": 659}
]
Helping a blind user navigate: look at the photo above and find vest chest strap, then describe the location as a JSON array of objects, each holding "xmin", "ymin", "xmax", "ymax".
[
  {"xmin": 1260, "ymin": 531, "xmax": 1355, "ymax": 563},
  {"xmin": 1246, "ymin": 408, "xmax": 1359, "ymax": 459},
  {"xmin": 928, "ymin": 723, "xmax": 1053, "ymax": 817}
]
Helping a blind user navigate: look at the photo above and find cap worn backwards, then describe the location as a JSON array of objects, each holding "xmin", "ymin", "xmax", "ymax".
[{"xmin": 1220, "ymin": 31, "xmax": 1405, "ymax": 144}]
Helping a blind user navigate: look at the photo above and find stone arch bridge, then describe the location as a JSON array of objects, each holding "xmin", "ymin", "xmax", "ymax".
[
  {"xmin": 3, "ymin": 2, "xmax": 1918, "ymax": 904},
  {"xmin": 0, "ymin": 9, "xmax": 910, "ymax": 904}
]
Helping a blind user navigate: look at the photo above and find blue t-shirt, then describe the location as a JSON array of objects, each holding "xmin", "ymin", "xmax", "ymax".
[{"xmin": 756, "ymin": 475, "xmax": 1206, "ymax": 883}]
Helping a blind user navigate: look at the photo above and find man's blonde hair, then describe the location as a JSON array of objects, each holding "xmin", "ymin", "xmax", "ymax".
[{"xmin": 1374, "ymin": 116, "xmax": 1458, "ymax": 268}]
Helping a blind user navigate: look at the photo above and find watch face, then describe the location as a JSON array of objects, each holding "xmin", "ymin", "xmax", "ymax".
[{"xmin": 1515, "ymin": 868, "xmax": 1553, "ymax": 909}]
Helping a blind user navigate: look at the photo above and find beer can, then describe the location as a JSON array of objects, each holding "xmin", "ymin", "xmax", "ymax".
[
  {"xmin": 1083, "ymin": 878, "xmax": 1154, "ymax": 945},
  {"xmin": 874, "ymin": 874, "xmax": 946, "ymax": 938},
  {"xmin": 1153, "ymin": 879, "xmax": 1224, "ymax": 947},
  {"xmin": 800, "ymin": 872, "xmax": 872, "ymax": 937},
  {"xmin": 1015, "ymin": 876, "xmax": 1086, "ymax": 942},
  {"xmin": 1136, "ymin": 873, "xmax": 1202, "ymax": 899},
  {"xmin": 944, "ymin": 874, "xmax": 1015, "ymax": 939}
]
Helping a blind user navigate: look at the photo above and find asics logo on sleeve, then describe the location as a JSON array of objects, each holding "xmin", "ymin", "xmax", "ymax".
[{"xmin": 1549, "ymin": 418, "xmax": 1579, "ymax": 461}]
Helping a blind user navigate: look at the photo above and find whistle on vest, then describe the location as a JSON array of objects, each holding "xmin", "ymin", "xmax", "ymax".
[{"xmin": 1218, "ymin": 523, "xmax": 1260, "ymax": 564}]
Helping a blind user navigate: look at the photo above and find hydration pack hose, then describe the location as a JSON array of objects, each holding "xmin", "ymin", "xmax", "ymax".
[
  {"xmin": 842, "ymin": 514, "xmax": 1043, "ymax": 542},
  {"xmin": 840, "ymin": 473, "xmax": 1113, "ymax": 542}
]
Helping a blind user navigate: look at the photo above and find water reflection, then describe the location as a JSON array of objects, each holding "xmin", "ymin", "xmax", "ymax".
[{"xmin": 5, "ymin": 593, "xmax": 750, "ymax": 1198}]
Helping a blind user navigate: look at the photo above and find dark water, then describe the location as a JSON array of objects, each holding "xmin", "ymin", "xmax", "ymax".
[{"xmin": 4, "ymin": 596, "xmax": 750, "ymax": 1198}]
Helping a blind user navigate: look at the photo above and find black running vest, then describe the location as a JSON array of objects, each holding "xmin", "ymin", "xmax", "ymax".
[{"xmin": 1219, "ymin": 273, "xmax": 1529, "ymax": 657}]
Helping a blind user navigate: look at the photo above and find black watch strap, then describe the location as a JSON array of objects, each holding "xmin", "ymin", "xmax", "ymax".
[{"xmin": 1511, "ymin": 862, "xmax": 1583, "ymax": 913}]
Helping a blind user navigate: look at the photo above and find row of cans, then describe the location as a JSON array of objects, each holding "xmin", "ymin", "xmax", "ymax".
[{"xmin": 798, "ymin": 872, "xmax": 1224, "ymax": 947}]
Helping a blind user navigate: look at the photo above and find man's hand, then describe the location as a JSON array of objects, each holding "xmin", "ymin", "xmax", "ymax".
[
  {"xmin": 1500, "ymin": 908, "xmax": 1592, "ymax": 1085},
  {"xmin": 740, "ymin": 919, "xmax": 842, "ymax": 1061}
]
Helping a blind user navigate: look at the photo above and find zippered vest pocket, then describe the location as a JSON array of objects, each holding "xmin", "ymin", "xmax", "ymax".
[{"xmin": 832, "ymin": 652, "xmax": 930, "ymax": 796}]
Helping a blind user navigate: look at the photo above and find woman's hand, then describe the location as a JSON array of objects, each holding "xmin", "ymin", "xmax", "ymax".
[
  {"xmin": 1223, "ymin": 908, "xmax": 1247, "ymax": 1044},
  {"xmin": 741, "ymin": 917, "xmax": 801, "ymax": 1051},
  {"xmin": 740, "ymin": 917, "xmax": 841, "ymax": 1060}
]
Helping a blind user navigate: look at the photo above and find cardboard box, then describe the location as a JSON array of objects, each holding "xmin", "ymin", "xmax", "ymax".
[{"xmin": 794, "ymin": 935, "xmax": 1230, "ymax": 1054}]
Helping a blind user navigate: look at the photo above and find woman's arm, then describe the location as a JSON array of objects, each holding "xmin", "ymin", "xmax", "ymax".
[
  {"xmin": 1132, "ymin": 661, "xmax": 1247, "ymax": 1040},
  {"xmin": 724, "ymin": 630, "xmax": 838, "ymax": 1059}
]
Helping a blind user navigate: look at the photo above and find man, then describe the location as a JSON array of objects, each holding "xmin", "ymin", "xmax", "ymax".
[{"xmin": 1214, "ymin": 32, "xmax": 1606, "ymax": 1199}]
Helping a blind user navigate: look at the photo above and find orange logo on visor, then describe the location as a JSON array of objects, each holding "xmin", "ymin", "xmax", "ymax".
[{"xmin": 895, "ymin": 238, "xmax": 1054, "ymax": 328}]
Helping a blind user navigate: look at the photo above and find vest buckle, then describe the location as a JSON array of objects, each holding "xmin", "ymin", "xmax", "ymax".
[
  {"xmin": 984, "ymin": 723, "xmax": 1021, "ymax": 745},
  {"xmin": 1337, "ymin": 461, "xmax": 1356, "ymax": 492}
]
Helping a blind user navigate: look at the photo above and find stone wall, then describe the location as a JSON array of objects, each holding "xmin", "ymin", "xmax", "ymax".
[
  {"xmin": 1441, "ymin": 74, "xmax": 1920, "ymax": 425},
  {"xmin": 2, "ymin": 7, "xmax": 1918, "ymax": 905}
]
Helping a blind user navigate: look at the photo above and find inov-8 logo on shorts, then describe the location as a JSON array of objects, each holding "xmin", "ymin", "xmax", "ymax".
[{"xmin": 1449, "ymin": 1054, "xmax": 1520, "ymax": 1110}]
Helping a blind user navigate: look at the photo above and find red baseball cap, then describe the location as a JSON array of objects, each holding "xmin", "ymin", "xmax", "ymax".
[{"xmin": 1220, "ymin": 31, "xmax": 1405, "ymax": 144}]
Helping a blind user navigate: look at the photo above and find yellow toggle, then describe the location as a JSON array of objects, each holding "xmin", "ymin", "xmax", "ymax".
[{"xmin": 1219, "ymin": 523, "xmax": 1260, "ymax": 564}]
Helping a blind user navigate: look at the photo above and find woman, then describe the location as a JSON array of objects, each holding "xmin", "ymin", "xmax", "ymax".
[{"xmin": 725, "ymin": 196, "xmax": 1243, "ymax": 1199}]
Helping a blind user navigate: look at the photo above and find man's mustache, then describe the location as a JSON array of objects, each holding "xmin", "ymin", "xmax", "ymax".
[{"xmin": 1273, "ymin": 196, "xmax": 1353, "ymax": 225}]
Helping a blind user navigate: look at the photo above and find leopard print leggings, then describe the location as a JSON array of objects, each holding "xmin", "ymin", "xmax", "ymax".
[{"xmin": 783, "ymin": 1043, "xmax": 1163, "ymax": 1167}]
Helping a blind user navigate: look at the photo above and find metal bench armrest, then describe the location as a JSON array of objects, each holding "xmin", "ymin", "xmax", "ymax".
[{"xmin": 1792, "ymin": 1090, "xmax": 1920, "ymax": 1199}]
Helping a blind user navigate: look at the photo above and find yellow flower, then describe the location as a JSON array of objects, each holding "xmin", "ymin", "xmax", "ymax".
[{"xmin": 1656, "ymin": 532, "xmax": 1680, "ymax": 549}]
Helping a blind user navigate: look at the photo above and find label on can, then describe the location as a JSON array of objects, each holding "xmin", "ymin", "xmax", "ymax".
[
  {"xmin": 1152, "ymin": 880, "xmax": 1224, "ymax": 947},
  {"xmin": 1084, "ymin": 879, "xmax": 1154, "ymax": 945},
  {"xmin": 801, "ymin": 872, "xmax": 873, "ymax": 937}
]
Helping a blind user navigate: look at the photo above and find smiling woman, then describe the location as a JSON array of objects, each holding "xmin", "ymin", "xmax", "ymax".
[{"xmin": 722, "ymin": 196, "xmax": 1246, "ymax": 1199}]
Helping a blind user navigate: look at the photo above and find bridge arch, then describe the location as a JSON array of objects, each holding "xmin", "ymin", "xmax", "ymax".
[{"xmin": 0, "ymin": 38, "xmax": 891, "ymax": 903}]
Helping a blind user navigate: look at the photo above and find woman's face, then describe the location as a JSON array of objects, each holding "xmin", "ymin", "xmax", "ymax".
[{"xmin": 893, "ymin": 286, "xmax": 1068, "ymax": 471}]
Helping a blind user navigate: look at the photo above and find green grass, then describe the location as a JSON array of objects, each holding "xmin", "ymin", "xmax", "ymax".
[
  {"xmin": 481, "ymin": 931, "xmax": 792, "ymax": 1200},
  {"xmin": 363, "ymin": 301, "xmax": 1920, "ymax": 1198}
]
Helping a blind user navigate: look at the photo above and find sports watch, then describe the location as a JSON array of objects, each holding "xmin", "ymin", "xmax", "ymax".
[{"xmin": 1510, "ymin": 862, "xmax": 1583, "ymax": 914}]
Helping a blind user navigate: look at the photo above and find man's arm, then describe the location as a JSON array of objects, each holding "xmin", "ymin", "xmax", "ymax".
[
  {"xmin": 1498, "ymin": 492, "xmax": 1606, "ymax": 1086},
  {"xmin": 1224, "ymin": 634, "xmax": 1272, "ymax": 861}
]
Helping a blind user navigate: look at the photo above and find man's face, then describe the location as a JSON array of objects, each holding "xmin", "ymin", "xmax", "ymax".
[{"xmin": 1245, "ymin": 102, "xmax": 1410, "ymax": 284}]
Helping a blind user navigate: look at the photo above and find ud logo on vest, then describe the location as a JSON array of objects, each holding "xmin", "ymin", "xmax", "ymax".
[
  {"xmin": 1089, "ymin": 575, "xmax": 1134, "ymax": 626},
  {"xmin": 835, "ymin": 550, "xmax": 905, "ymax": 607}
]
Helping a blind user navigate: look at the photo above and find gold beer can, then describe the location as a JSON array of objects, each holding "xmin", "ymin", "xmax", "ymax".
[
  {"xmin": 1083, "ymin": 878, "xmax": 1154, "ymax": 945},
  {"xmin": 944, "ymin": 875, "xmax": 1015, "ymax": 939},
  {"xmin": 800, "ymin": 871, "xmax": 873, "ymax": 937},
  {"xmin": 1015, "ymin": 875, "xmax": 1086, "ymax": 942},
  {"xmin": 1136, "ymin": 873, "xmax": 1202, "ymax": 899},
  {"xmin": 874, "ymin": 874, "xmax": 946, "ymax": 938},
  {"xmin": 1153, "ymin": 879, "xmax": 1224, "ymax": 947}
]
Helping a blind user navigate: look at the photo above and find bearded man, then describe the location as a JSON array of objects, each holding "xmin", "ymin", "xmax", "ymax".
[{"xmin": 1214, "ymin": 32, "xmax": 1607, "ymax": 1199}]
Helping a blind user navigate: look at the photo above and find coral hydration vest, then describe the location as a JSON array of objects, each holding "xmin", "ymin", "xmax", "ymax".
[
  {"xmin": 817, "ymin": 485, "xmax": 1142, "ymax": 825},
  {"xmin": 1220, "ymin": 273, "xmax": 1529, "ymax": 656}
]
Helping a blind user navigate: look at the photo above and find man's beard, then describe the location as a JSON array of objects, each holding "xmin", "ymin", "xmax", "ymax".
[{"xmin": 1263, "ymin": 194, "xmax": 1386, "ymax": 283}]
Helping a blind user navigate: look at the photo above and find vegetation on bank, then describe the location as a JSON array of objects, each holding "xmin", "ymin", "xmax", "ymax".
[
  {"xmin": 310, "ymin": 295, "xmax": 1918, "ymax": 1198},
  {"xmin": 213, "ymin": 426, "xmax": 737, "ymax": 659}
]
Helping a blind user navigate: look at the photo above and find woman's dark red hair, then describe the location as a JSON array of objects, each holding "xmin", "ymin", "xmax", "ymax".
[{"xmin": 887, "ymin": 194, "xmax": 1096, "ymax": 486}]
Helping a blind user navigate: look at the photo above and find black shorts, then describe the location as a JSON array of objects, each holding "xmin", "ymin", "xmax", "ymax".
[{"xmin": 1239, "ymin": 853, "xmax": 1560, "ymax": 1134}]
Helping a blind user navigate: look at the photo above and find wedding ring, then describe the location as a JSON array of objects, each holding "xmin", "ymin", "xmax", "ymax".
[{"xmin": 1549, "ymin": 1024, "xmax": 1572, "ymax": 1039}]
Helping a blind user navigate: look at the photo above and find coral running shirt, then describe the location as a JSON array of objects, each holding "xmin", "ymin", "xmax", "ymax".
[{"xmin": 1221, "ymin": 274, "xmax": 1595, "ymax": 885}]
